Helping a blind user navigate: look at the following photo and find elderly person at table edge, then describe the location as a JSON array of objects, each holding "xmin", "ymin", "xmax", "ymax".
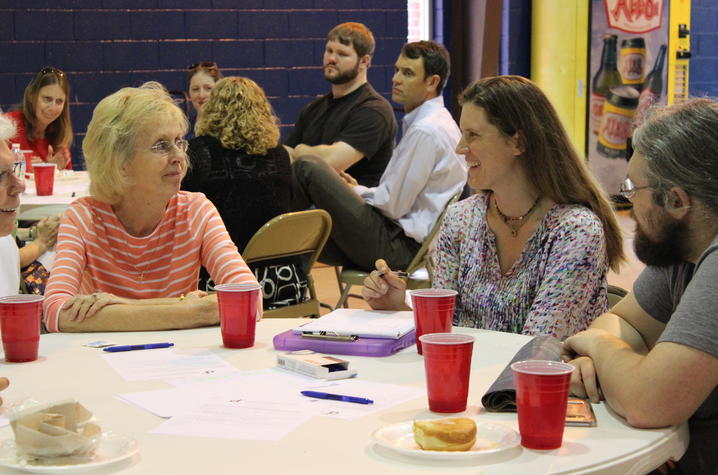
[
  {"xmin": 562, "ymin": 98, "xmax": 718, "ymax": 475},
  {"xmin": 43, "ymin": 83, "xmax": 259, "ymax": 333},
  {"xmin": 363, "ymin": 76, "xmax": 625, "ymax": 340},
  {"xmin": 0, "ymin": 114, "xmax": 21, "ymax": 399}
]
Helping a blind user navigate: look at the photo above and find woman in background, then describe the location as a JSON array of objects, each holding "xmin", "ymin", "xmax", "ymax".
[
  {"xmin": 187, "ymin": 62, "xmax": 223, "ymax": 138},
  {"xmin": 364, "ymin": 76, "xmax": 625, "ymax": 340},
  {"xmin": 44, "ymin": 83, "xmax": 258, "ymax": 332},
  {"xmin": 7, "ymin": 67, "xmax": 73, "ymax": 170},
  {"xmin": 183, "ymin": 77, "xmax": 302, "ymax": 309}
]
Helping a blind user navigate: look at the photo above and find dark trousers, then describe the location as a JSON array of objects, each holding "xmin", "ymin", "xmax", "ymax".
[{"xmin": 291, "ymin": 155, "xmax": 420, "ymax": 272}]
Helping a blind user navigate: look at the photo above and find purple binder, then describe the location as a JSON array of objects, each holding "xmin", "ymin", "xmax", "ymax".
[{"xmin": 272, "ymin": 329, "xmax": 416, "ymax": 357}]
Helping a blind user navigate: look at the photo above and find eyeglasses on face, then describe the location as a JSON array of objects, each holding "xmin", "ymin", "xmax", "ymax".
[
  {"xmin": 0, "ymin": 161, "xmax": 24, "ymax": 187},
  {"xmin": 619, "ymin": 177, "xmax": 651, "ymax": 200},
  {"xmin": 149, "ymin": 138, "xmax": 188, "ymax": 156},
  {"xmin": 188, "ymin": 62, "xmax": 217, "ymax": 71}
]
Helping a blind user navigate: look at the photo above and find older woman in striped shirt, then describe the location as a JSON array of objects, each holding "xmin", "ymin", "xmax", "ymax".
[{"xmin": 43, "ymin": 83, "xmax": 259, "ymax": 332}]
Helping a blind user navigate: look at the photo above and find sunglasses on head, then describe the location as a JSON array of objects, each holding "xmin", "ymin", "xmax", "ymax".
[
  {"xmin": 188, "ymin": 62, "xmax": 217, "ymax": 70},
  {"xmin": 35, "ymin": 66, "xmax": 65, "ymax": 79}
]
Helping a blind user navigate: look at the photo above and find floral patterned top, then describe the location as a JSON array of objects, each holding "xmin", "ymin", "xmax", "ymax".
[{"xmin": 433, "ymin": 192, "xmax": 608, "ymax": 340}]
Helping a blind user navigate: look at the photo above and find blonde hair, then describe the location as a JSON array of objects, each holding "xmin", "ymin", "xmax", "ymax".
[
  {"xmin": 461, "ymin": 76, "xmax": 625, "ymax": 272},
  {"xmin": 82, "ymin": 83, "xmax": 188, "ymax": 204},
  {"xmin": 195, "ymin": 77, "xmax": 279, "ymax": 155}
]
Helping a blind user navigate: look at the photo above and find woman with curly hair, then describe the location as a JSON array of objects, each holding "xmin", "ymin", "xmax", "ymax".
[{"xmin": 183, "ymin": 77, "xmax": 302, "ymax": 308}]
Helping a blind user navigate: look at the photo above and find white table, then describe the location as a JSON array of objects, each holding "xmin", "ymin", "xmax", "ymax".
[
  {"xmin": 18, "ymin": 171, "xmax": 89, "ymax": 221},
  {"xmin": 0, "ymin": 320, "xmax": 687, "ymax": 474}
]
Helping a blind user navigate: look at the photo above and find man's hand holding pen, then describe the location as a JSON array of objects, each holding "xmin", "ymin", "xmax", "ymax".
[{"xmin": 362, "ymin": 259, "xmax": 411, "ymax": 311}]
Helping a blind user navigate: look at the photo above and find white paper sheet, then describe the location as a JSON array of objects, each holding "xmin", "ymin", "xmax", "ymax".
[
  {"xmin": 150, "ymin": 398, "xmax": 312, "ymax": 440},
  {"xmin": 293, "ymin": 309, "xmax": 415, "ymax": 338},
  {"xmin": 102, "ymin": 347, "xmax": 237, "ymax": 382}
]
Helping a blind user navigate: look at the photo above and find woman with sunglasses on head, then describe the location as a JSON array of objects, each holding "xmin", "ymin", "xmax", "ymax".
[
  {"xmin": 43, "ymin": 83, "xmax": 259, "ymax": 332},
  {"xmin": 7, "ymin": 66, "xmax": 73, "ymax": 170},
  {"xmin": 183, "ymin": 77, "xmax": 302, "ymax": 308},
  {"xmin": 364, "ymin": 76, "xmax": 625, "ymax": 340}
]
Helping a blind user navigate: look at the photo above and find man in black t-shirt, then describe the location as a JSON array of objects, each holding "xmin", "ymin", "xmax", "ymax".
[{"xmin": 284, "ymin": 22, "xmax": 396, "ymax": 187}]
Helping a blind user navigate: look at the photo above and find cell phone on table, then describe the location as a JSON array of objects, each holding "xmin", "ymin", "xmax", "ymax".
[{"xmin": 565, "ymin": 397, "xmax": 597, "ymax": 426}]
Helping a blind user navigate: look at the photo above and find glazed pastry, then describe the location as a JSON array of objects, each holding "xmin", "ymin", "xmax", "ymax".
[{"xmin": 413, "ymin": 417, "xmax": 477, "ymax": 451}]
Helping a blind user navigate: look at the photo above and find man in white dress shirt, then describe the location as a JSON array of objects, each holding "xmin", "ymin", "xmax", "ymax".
[
  {"xmin": 0, "ymin": 114, "xmax": 23, "ymax": 297},
  {"xmin": 292, "ymin": 41, "xmax": 467, "ymax": 271}
]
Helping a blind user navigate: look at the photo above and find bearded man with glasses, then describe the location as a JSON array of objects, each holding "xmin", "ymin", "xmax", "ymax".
[{"xmin": 562, "ymin": 98, "xmax": 718, "ymax": 474}]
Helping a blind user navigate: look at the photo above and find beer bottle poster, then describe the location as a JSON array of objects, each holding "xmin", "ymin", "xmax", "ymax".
[{"xmin": 587, "ymin": 0, "xmax": 669, "ymax": 195}]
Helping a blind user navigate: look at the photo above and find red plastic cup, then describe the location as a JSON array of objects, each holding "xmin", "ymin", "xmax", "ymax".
[
  {"xmin": 33, "ymin": 163, "xmax": 56, "ymax": 196},
  {"xmin": 419, "ymin": 333, "xmax": 474, "ymax": 413},
  {"xmin": 0, "ymin": 295, "xmax": 44, "ymax": 363},
  {"xmin": 511, "ymin": 360, "xmax": 575, "ymax": 449},
  {"xmin": 215, "ymin": 282, "xmax": 261, "ymax": 349},
  {"xmin": 410, "ymin": 289, "xmax": 457, "ymax": 354},
  {"xmin": 22, "ymin": 151, "xmax": 33, "ymax": 179}
]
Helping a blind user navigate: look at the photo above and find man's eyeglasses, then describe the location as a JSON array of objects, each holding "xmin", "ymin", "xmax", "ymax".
[
  {"xmin": 0, "ymin": 161, "xmax": 24, "ymax": 187},
  {"xmin": 188, "ymin": 62, "xmax": 217, "ymax": 71},
  {"xmin": 149, "ymin": 139, "xmax": 188, "ymax": 156},
  {"xmin": 619, "ymin": 177, "xmax": 651, "ymax": 200}
]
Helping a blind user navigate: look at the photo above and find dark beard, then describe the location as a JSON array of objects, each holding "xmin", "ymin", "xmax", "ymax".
[
  {"xmin": 633, "ymin": 214, "xmax": 689, "ymax": 267},
  {"xmin": 324, "ymin": 61, "xmax": 360, "ymax": 85}
]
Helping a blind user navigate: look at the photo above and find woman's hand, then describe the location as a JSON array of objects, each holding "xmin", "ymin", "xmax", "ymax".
[
  {"xmin": 0, "ymin": 377, "xmax": 9, "ymax": 407},
  {"xmin": 361, "ymin": 259, "xmax": 408, "ymax": 310},
  {"xmin": 33, "ymin": 214, "xmax": 61, "ymax": 252},
  {"xmin": 338, "ymin": 170, "xmax": 358, "ymax": 186},
  {"xmin": 189, "ymin": 293, "xmax": 220, "ymax": 326},
  {"xmin": 46, "ymin": 145, "xmax": 70, "ymax": 170},
  {"xmin": 61, "ymin": 292, "xmax": 128, "ymax": 322}
]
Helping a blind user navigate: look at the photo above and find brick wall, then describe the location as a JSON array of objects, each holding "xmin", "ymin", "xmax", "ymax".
[
  {"xmin": 690, "ymin": 0, "xmax": 718, "ymax": 97},
  {"xmin": 0, "ymin": 2, "xmax": 408, "ymax": 169}
]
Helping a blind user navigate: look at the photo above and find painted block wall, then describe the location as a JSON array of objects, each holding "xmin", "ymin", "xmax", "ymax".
[
  {"xmin": 0, "ymin": 2, "xmax": 408, "ymax": 168},
  {"xmin": 690, "ymin": 0, "xmax": 718, "ymax": 98}
]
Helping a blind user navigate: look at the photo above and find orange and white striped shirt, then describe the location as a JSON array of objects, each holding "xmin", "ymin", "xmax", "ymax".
[{"xmin": 44, "ymin": 192, "xmax": 257, "ymax": 332}]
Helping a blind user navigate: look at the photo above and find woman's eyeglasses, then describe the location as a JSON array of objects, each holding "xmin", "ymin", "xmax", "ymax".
[
  {"xmin": 149, "ymin": 139, "xmax": 188, "ymax": 156},
  {"xmin": 188, "ymin": 62, "xmax": 217, "ymax": 71},
  {"xmin": 618, "ymin": 177, "xmax": 651, "ymax": 200},
  {"xmin": 35, "ymin": 67, "xmax": 65, "ymax": 79}
]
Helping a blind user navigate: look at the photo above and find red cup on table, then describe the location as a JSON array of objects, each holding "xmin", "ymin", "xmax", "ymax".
[
  {"xmin": 0, "ymin": 295, "xmax": 44, "ymax": 363},
  {"xmin": 511, "ymin": 360, "xmax": 575, "ymax": 450},
  {"xmin": 22, "ymin": 150, "xmax": 33, "ymax": 179},
  {"xmin": 419, "ymin": 333, "xmax": 474, "ymax": 413},
  {"xmin": 215, "ymin": 282, "xmax": 261, "ymax": 349},
  {"xmin": 33, "ymin": 163, "xmax": 56, "ymax": 196},
  {"xmin": 409, "ymin": 288, "xmax": 457, "ymax": 354}
]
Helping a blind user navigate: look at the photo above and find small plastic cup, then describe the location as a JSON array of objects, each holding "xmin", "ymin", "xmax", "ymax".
[
  {"xmin": 419, "ymin": 333, "xmax": 474, "ymax": 413},
  {"xmin": 22, "ymin": 150, "xmax": 33, "ymax": 179},
  {"xmin": 511, "ymin": 360, "xmax": 575, "ymax": 450},
  {"xmin": 215, "ymin": 282, "xmax": 261, "ymax": 349},
  {"xmin": 33, "ymin": 163, "xmax": 56, "ymax": 196},
  {"xmin": 0, "ymin": 295, "xmax": 44, "ymax": 363},
  {"xmin": 410, "ymin": 288, "xmax": 457, "ymax": 354}
]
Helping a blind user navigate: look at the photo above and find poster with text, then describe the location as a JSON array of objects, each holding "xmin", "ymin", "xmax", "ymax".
[{"xmin": 588, "ymin": 0, "xmax": 669, "ymax": 195}]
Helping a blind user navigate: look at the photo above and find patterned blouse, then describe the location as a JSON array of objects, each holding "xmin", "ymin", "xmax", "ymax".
[{"xmin": 433, "ymin": 192, "xmax": 608, "ymax": 340}]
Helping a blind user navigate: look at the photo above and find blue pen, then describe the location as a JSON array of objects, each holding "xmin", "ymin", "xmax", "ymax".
[
  {"xmin": 300, "ymin": 390, "xmax": 374, "ymax": 405},
  {"xmin": 103, "ymin": 343, "xmax": 174, "ymax": 353}
]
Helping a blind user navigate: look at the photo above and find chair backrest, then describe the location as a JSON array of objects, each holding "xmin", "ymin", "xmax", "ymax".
[
  {"xmin": 406, "ymin": 192, "xmax": 461, "ymax": 277},
  {"xmin": 242, "ymin": 209, "xmax": 332, "ymax": 266},
  {"xmin": 607, "ymin": 284, "xmax": 628, "ymax": 308}
]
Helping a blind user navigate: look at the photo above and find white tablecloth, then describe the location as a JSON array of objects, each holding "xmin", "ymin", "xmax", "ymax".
[
  {"xmin": 0, "ymin": 319, "xmax": 688, "ymax": 474},
  {"xmin": 18, "ymin": 171, "xmax": 89, "ymax": 221}
]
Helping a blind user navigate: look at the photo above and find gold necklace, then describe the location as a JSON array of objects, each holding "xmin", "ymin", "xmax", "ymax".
[{"xmin": 494, "ymin": 195, "xmax": 541, "ymax": 237}]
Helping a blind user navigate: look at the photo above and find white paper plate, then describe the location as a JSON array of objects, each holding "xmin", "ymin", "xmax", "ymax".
[
  {"xmin": 373, "ymin": 418, "xmax": 520, "ymax": 460},
  {"xmin": 0, "ymin": 431, "xmax": 139, "ymax": 473}
]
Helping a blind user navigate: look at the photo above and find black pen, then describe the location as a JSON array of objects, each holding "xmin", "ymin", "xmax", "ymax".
[{"xmin": 377, "ymin": 270, "xmax": 409, "ymax": 278}]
